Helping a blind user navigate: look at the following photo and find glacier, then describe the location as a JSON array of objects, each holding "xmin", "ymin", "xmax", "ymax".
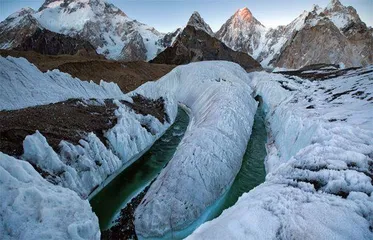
[
  {"xmin": 1, "ymin": 55, "xmax": 372, "ymax": 239},
  {"xmin": 0, "ymin": 56, "xmax": 176, "ymax": 239},
  {"xmin": 0, "ymin": 56, "xmax": 127, "ymax": 111},
  {"xmin": 0, "ymin": 56, "xmax": 176, "ymax": 198},
  {"xmin": 188, "ymin": 66, "xmax": 373, "ymax": 239},
  {"xmin": 132, "ymin": 61, "xmax": 258, "ymax": 237}
]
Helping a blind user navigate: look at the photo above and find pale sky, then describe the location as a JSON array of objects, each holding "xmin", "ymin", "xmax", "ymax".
[{"xmin": 0, "ymin": 0, "xmax": 372, "ymax": 33}]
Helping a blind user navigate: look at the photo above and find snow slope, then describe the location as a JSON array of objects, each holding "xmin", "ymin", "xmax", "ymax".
[
  {"xmin": 0, "ymin": 56, "xmax": 127, "ymax": 110},
  {"xmin": 133, "ymin": 61, "xmax": 258, "ymax": 237},
  {"xmin": 0, "ymin": 152, "xmax": 100, "ymax": 240},
  {"xmin": 188, "ymin": 67, "xmax": 373, "ymax": 239}
]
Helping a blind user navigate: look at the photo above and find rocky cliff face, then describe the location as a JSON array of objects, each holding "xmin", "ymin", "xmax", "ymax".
[
  {"xmin": 0, "ymin": 0, "xmax": 166, "ymax": 61},
  {"xmin": 15, "ymin": 28, "xmax": 98, "ymax": 56},
  {"xmin": 0, "ymin": 8, "xmax": 40, "ymax": 49},
  {"xmin": 275, "ymin": 19, "xmax": 357, "ymax": 68},
  {"xmin": 151, "ymin": 25, "xmax": 262, "ymax": 72},
  {"xmin": 217, "ymin": 0, "xmax": 372, "ymax": 69}
]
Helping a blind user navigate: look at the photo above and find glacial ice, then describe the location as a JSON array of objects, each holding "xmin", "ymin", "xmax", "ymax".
[
  {"xmin": 188, "ymin": 66, "xmax": 373, "ymax": 239},
  {"xmin": 0, "ymin": 56, "xmax": 128, "ymax": 110},
  {"xmin": 0, "ymin": 152, "xmax": 100, "ymax": 240},
  {"xmin": 133, "ymin": 61, "xmax": 258, "ymax": 237},
  {"xmin": 0, "ymin": 56, "xmax": 174, "ymax": 239}
]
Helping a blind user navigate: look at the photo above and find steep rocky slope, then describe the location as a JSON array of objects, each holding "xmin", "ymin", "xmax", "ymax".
[
  {"xmin": 217, "ymin": 0, "xmax": 372, "ymax": 68},
  {"xmin": 0, "ymin": 0, "xmax": 166, "ymax": 61},
  {"xmin": 152, "ymin": 12, "xmax": 262, "ymax": 72},
  {"xmin": 187, "ymin": 11, "xmax": 214, "ymax": 36},
  {"xmin": 14, "ymin": 28, "xmax": 98, "ymax": 56},
  {"xmin": 0, "ymin": 8, "xmax": 41, "ymax": 49},
  {"xmin": 152, "ymin": 25, "xmax": 262, "ymax": 72}
]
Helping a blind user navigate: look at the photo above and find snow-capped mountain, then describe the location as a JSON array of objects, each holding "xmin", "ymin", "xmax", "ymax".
[
  {"xmin": 216, "ymin": 8, "xmax": 266, "ymax": 58},
  {"xmin": 0, "ymin": 0, "xmax": 166, "ymax": 61},
  {"xmin": 151, "ymin": 11, "xmax": 262, "ymax": 72},
  {"xmin": 217, "ymin": 0, "xmax": 372, "ymax": 68},
  {"xmin": 0, "ymin": 8, "xmax": 40, "ymax": 49}
]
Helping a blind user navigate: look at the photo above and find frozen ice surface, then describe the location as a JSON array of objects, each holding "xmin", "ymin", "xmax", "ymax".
[
  {"xmin": 0, "ymin": 152, "xmax": 100, "ymax": 240},
  {"xmin": 133, "ymin": 61, "xmax": 258, "ymax": 237},
  {"xmin": 188, "ymin": 66, "xmax": 373, "ymax": 239}
]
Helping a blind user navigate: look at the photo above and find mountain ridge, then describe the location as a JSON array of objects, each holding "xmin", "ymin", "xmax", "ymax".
[
  {"xmin": 216, "ymin": 0, "xmax": 372, "ymax": 68},
  {"xmin": 0, "ymin": 0, "xmax": 371, "ymax": 67}
]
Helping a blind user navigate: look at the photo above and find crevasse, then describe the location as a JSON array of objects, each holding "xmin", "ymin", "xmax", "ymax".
[{"xmin": 132, "ymin": 61, "xmax": 258, "ymax": 237}]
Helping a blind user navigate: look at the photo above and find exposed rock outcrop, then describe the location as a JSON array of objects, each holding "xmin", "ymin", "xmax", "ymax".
[
  {"xmin": 151, "ymin": 25, "xmax": 262, "ymax": 72},
  {"xmin": 15, "ymin": 28, "xmax": 98, "ymax": 56}
]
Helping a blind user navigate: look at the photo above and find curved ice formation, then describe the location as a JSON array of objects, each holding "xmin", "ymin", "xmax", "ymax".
[
  {"xmin": 0, "ymin": 153, "xmax": 100, "ymax": 240},
  {"xmin": 188, "ymin": 67, "xmax": 373, "ymax": 239},
  {"xmin": 133, "ymin": 61, "xmax": 258, "ymax": 237}
]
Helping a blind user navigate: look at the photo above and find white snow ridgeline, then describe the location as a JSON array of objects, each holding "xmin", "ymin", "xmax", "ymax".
[
  {"xmin": 0, "ymin": 56, "xmax": 175, "ymax": 239},
  {"xmin": 0, "ymin": 56, "xmax": 127, "ymax": 110},
  {"xmin": 132, "ymin": 61, "xmax": 258, "ymax": 237},
  {"xmin": 188, "ymin": 67, "xmax": 373, "ymax": 239}
]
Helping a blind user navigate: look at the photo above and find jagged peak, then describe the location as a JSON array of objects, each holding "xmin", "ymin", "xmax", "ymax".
[
  {"xmin": 234, "ymin": 7, "xmax": 253, "ymax": 21},
  {"xmin": 231, "ymin": 7, "xmax": 265, "ymax": 28},
  {"xmin": 187, "ymin": 11, "xmax": 206, "ymax": 26},
  {"xmin": 187, "ymin": 11, "xmax": 214, "ymax": 35},
  {"xmin": 37, "ymin": 0, "xmax": 127, "ymax": 17},
  {"xmin": 6, "ymin": 7, "xmax": 36, "ymax": 20},
  {"xmin": 39, "ymin": 0, "xmax": 110, "ymax": 11},
  {"xmin": 312, "ymin": 4, "xmax": 322, "ymax": 13},
  {"xmin": 326, "ymin": 0, "xmax": 344, "ymax": 11}
]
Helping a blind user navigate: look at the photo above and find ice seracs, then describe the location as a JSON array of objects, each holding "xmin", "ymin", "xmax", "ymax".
[{"xmin": 0, "ymin": 152, "xmax": 100, "ymax": 240}]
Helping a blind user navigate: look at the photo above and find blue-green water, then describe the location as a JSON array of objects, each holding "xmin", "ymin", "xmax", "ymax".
[
  {"xmin": 164, "ymin": 104, "xmax": 268, "ymax": 239},
  {"xmin": 90, "ymin": 108, "xmax": 189, "ymax": 230},
  {"xmin": 90, "ymin": 103, "xmax": 267, "ymax": 239}
]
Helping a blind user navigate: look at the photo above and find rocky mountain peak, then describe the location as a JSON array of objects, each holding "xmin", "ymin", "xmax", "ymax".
[
  {"xmin": 234, "ymin": 7, "xmax": 253, "ymax": 21},
  {"xmin": 39, "ymin": 0, "xmax": 126, "ymax": 17},
  {"xmin": 326, "ymin": 0, "xmax": 344, "ymax": 11},
  {"xmin": 311, "ymin": 4, "xmax": 322, "ymax": 14},
  {"xmin": 231, "ymin": 7, "xmax": 265, "ymax": 28},
  {"xmin": 187, "ymin": 11, "xmax": 214, "ymax": 36},
  {"xmin": 5, "ymin": 7, "xmax": 36, "ymax": 21}
]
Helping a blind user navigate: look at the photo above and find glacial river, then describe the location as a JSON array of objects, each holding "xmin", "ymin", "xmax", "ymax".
[
  {"xmin": 90, "ymin": 103, "xmax": 267, "ymax": 239},
  {"xmin": 90, "ymin": 107, "xmax": 189, "ymax": 230}
]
